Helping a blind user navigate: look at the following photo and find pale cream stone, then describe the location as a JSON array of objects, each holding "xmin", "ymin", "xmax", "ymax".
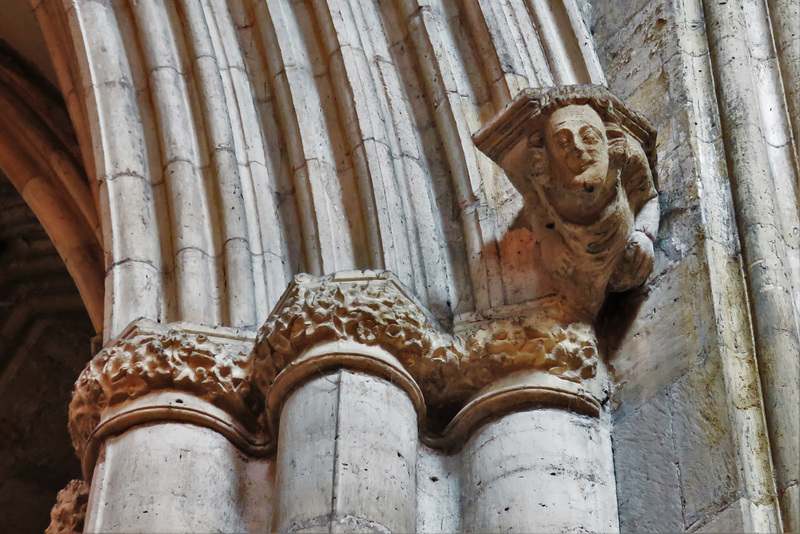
[
  {"xmin": 84, "ymin": 423, "xmax": 259, "ymax": 534},
  {"xmin": 461, "ymin": 410, "xmax": 617, "ymax": 534},
  {"xmin": 10, "ymin": 0, "xmax": 795, "ymax": 531},
  {"xmin": 276, "ymin": 370, "xmax": 418, "ymax": 534}
]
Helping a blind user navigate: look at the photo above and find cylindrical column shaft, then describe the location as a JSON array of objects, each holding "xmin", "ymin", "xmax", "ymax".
[
  {"xmin": 275, "ymin": 370, "xmax": 418, "ymax": 533},
  {"xmin": 84, "ymin": 422, "xmax": 252, "ymax": 533},
  {"xmin": 460, "ymin": 409, "xmax": 618, "ymax": 533}
]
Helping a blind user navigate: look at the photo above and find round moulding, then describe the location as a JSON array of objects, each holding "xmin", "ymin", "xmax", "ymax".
[
  {"xmin": 424, "ymin": 368, "xmax": 604, "ymax": 452},
  {"xmin": 266, "ymin": 339, "xmax": 427, "ymax": 438},
  {"xmin": 81, "ymin": 390, "xmax": 272, "ymax": 481}
]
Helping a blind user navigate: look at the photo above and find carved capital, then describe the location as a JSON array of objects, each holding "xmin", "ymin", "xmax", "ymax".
[
  {"xmin": 252, "ymin": 272, "xmax": 606, "ymax": 442},
  {"xmin": 45, "ymin": 480, "xmax": 89, "ymax": 534},
  {"xmin": 460, "ymin": 315, "xmax": 599, "ymax": 385},
  {"xmin": 69, "ymin": 320, "xmax": 258, "ymax": 461},
  {"xmin": 250, "ymin": 271, "xmax": 457, "ymax": 408}
]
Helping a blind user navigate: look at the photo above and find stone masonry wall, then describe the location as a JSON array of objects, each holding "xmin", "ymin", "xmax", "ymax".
[{"xmin": 591, "ymin": 0, "xmax": 780, "ymax": 531}]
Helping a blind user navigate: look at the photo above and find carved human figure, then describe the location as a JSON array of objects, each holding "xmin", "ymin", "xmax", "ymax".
[
  {"xmin": 475, "ymin": 86, "xmax": 660, "ymax": 324},
  {"xmin": 538, "ymin": 101, "xmax": 657, "ymax": 294}
]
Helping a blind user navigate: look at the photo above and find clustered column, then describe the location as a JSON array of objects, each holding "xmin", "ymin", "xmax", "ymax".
[
  {"xmin": 250, "ymin": 272, "xmax": 436, "ymax": 533},
  {"xmin": 52, "ymin": 84, "xmax": 658, "ymax": 534}
]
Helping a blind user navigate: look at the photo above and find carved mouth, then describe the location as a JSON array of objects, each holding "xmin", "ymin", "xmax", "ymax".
[
  {"xmin": 577, "ymin": 158, "xmax": 595, "ymax": 173},
  {"xmin": 567, "ymin": 158, "xmax": 596, "ymax": 175}
]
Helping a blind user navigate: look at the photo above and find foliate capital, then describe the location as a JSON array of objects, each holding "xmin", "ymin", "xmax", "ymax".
[
  {"xmin": 45, "ymin": 479, "xmax": 89, "ymax": 534},
  {"xmin": 250, "ymin": 271, "xmax": 457, "ymax": 403},
  {"xmin": 250, "ymin": 272, "xmax": 606, "ymax": 429},
  {"xmin": 69, "ymin": 320, "xmax": 257, "ymax": 458}
]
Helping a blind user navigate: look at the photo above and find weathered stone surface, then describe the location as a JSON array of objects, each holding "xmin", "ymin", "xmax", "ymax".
[
  {"xmin": 253, "ymin": 270, "xmax": 616, "ymax": 419},
  {"xmin": 275, "ymin": 371, "xmax": 418, "ymax": 534},
  {"xmin": 1, "ymin": 0, "xmax": 796, "ymax": 530},
  {"xmin": 84, "ymin": 423, "xmax": 265, "ymax": 533},
  {"xmin": 461, "ymin": 409, "xmax": 618, "ymax": 533},
  {"xmin": 613, "ymin": 388, "xmax": 683, "ymax": 533},
  {"xmin": 69, "ymin": 321, "xmax": 257, "ymax": 459},
  {"xmin": 44, "ymin": 480, "xmax": 88, "ymax": 534},
  {"xmin": 594, "ymin": 0, "xmax": 788, "ymax": 529},
  {"xmin": 415, "ymin": 445, "xmax": 461, "ymax": 534}
]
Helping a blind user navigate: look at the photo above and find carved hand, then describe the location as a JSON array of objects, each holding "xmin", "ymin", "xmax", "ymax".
[{"xmin": 608, "ymin": 230, "xmax": 655, "ymax": 292}]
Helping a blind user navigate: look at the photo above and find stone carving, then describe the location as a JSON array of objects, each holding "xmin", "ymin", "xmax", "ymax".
[
  {"xmin": 251, "ymin": 88, "xmax": 658, "ymax": 429},
  {"xmin": 253, "ymin": 88, "xmax": 658, "ymax": 426},
  {"xmin": 474, "ymin": 85, "xmax": 659, "ymax": 324},
  {"xmin": 250, "ymin": 272, "xmax": 459, "ymax": 404},
  {"xmin": 252, "ymin": 272, "xmax": 600, "ymax": 413},
  {"xmin": 460, "ymin": 318, "xmax": 598, "ymax": 384},
  {"xmin": 45, "ymin": 479, "xmax": 89, "ymax": 534},
  {"xmin": 69, "ymin": 325, "xmax": 256, "ymax": 458}
]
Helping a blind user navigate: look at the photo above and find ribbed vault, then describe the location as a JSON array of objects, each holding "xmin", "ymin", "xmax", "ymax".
[
  {"xmin": 0, "ymin": 45, "xmax": 103, "ymax": 331},
  {"xmin": 0, "ymin": 171, "xmax": 92, "ymax": 534}
]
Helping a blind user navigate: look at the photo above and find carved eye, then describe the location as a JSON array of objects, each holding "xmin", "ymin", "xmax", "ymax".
[
  {"xmin": 556, "ymin": 133, "xmax": 571, "ymax": 149},
  {"xmin": 581, "ymin": 130, "xmax": 601, "ymax": 144}
]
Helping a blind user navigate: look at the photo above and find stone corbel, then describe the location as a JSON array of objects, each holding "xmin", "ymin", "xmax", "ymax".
[
  {"xmin": 440, "ymin": 85, "xmax": 659, "ymax": 446},
  {"xmin": 473, "ymin": 84, "xmax": 659, "ymax": 318},
  {"xmin": 69, "ymin": 319, "xmax": 265, "ymax": 480}
]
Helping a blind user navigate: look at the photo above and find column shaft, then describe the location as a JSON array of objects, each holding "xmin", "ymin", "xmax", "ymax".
[
  {"xmin": 460, "ymin": 409, "xmax": 618, "ymax": 533},
  {"xmin": 85, "ymin": 423, "xmax": 251, "ymax": 533},
  {"xmin": 276, "ymin": 370, "xmax": 418, "ymax": 533}
]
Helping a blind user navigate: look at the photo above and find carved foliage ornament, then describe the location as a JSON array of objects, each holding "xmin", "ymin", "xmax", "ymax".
[
  {"xmin": 250, "ymin": 272, "xmax": 458, "ymax": 401},
  {"xmin": 251, "ymin": 272, "xmax": 600, "ymax": 409},
  {"xmin": 69, "ymin": 328, "xmax": 255, "ymax": 457},
  {"xmin": 45, "ymin": 479, "xmax": 89, "ymax": 534}
]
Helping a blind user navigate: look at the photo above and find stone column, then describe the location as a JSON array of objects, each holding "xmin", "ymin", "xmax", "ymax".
[
  {"xmin": 251, "ymin": 272, "xmax": 441, "ymax": 533},
  {"xmin": 430, "ymin": 315, "xmax": 619, "ymax": 534},
  {"xmin": 445, "ymin": 85, "xmax": 660, "ymax": 533},
  {"xmin": 68, "ymin": 320, "xmax": 269, "ymax": 534}
]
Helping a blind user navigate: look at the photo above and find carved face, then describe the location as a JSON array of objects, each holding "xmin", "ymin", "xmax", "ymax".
[{"xmin": 544, "ymin": 105, "xmax": 609, "ymax": 192}]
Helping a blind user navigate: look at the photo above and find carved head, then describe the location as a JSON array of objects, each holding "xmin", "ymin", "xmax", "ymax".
[
  {"xmin": 473, "ymin": 86, "xmax": 656, "ymax": 227},
  {"xmin": 533, "ymin": 103, "xmax": 627, "ymax": 224},
  {"xmin": 544, "ymin": 104, "xmax": 610, "ymax": 195}
]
